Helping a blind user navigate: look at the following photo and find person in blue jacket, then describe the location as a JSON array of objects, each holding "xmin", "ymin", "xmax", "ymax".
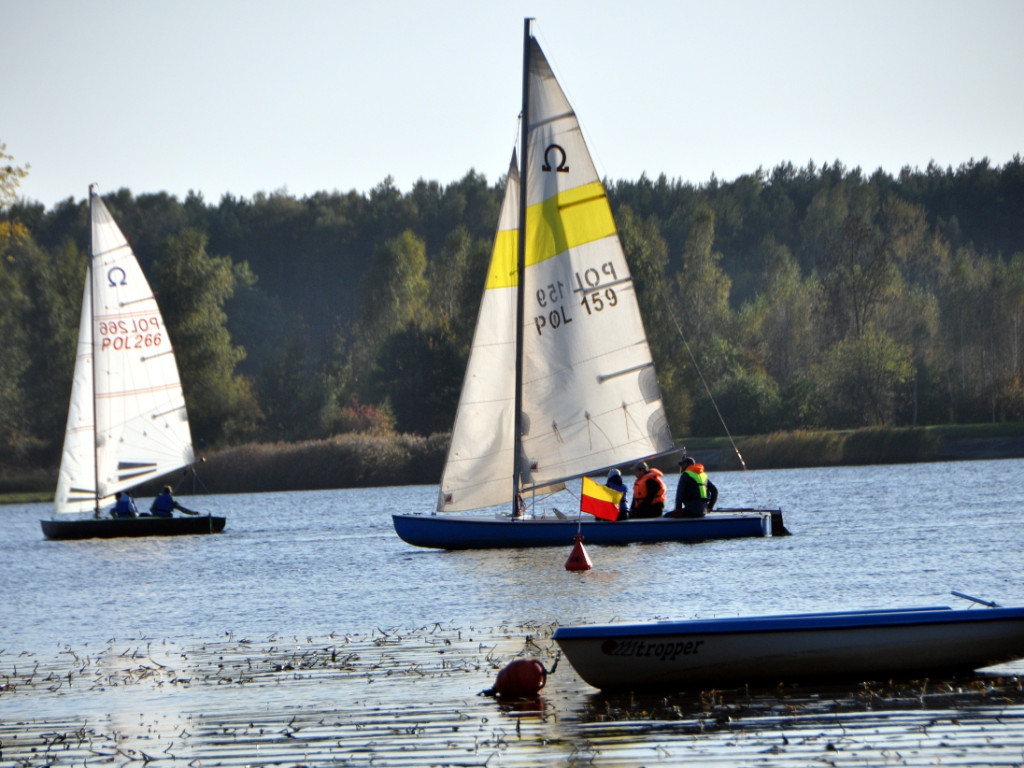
[
  {"xmin": 111, "ymin": 491, "xmax": 138, "ymax": 518},
  {"xmin": 605, "ymin": 468, "xmax": 630, "ymax": 521},
  {"xmin": 150, "ymin": 485, "xmax": 199, "ymax": 517}
]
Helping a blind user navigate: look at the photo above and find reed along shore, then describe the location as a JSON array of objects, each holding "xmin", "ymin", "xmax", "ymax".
[
  {"xmin": 3, "ymin": 423, "xmax": 1024, "ymax": 501},
  {"xmin": 134, "ymin": 422, "xmax": 1024, "ymax": 496}
]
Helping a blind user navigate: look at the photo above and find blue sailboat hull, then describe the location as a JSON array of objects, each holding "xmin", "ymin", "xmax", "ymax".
[{"xmin": 391, "ymin": 509, "xmax": 776, "ymax": 549}]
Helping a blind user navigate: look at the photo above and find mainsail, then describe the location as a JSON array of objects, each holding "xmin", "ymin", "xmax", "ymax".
[
  {"xmin": 54, "ymin": 188, "xmax": 195, "ymax": 515},
  {"xmin": 438, "ymin": 33, "xmax": 672, "ymax": 514}
]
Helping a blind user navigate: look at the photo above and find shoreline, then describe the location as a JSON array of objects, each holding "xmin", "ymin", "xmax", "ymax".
[
  {"xmin": 690, "ymin": 434, "xmax": 1024, "ymax": 472},
  {"xmin": 5, "ymin": 427, "xmax": 1024, "ymax": 504}
]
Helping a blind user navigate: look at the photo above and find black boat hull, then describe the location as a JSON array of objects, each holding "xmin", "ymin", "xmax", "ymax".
[{"xmin": 41, "ymin": 515, "xmax": 226, "ymax": 540}]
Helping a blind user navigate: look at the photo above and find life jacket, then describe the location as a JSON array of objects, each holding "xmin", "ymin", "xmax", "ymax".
[
  {"xmin": 633, "ymin": 468, "xmax": 667, "ymax": 505},
  {"xmin": 152, "ymin": 493, "xmax": 175, "ymax": 516},
  {"xmin": 113, "ymin": 495, "xmax": 136, "ymax": 517},
  {"xmin": 684, "ymin": 465, "xmax": 709, "ymax": 499}
]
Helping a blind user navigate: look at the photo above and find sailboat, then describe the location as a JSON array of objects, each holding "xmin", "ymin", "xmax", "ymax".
[
  {"xmin": 40, "ymin": 186, "xmax": 226, "ymax": 540},
  {"xmin": 391, "ymin": 21, "xmax": 781, "ymax": 550}
]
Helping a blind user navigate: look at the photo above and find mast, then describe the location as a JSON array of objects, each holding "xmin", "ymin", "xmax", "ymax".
[
  {"xmin": 512, "ymin": 18, "xmax": 532, "ymax": 517},
  {"xmin": 88, "ymin": 184, "xmax": 101, "ymax": 518}
]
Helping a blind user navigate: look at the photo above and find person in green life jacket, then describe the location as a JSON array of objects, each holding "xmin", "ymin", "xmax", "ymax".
[
  {"xmin": 150, "ymin": 485, "xmax": 199, "ymax": 517},
  {"xmin": 667, "ymin": 456, "xmax": 718, "ymax": 518}
]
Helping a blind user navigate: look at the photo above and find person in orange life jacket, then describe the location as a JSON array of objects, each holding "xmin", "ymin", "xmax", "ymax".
[
  {"xmin": 667, "ymin": 456, "xmax": 718, "ymax": 518},
  {"xmin": 111, "ymin": 491, "xmax": 138, "ymax": 518},
  {"xmin": 150, "ymin": 485, "xmax": 199, "ymax": 517},
  {"xmin": 629, "ymin": 461, "xmax": 666, "ymax": 518},
  {"xmin": 605, "ymin": 468, "xmax": 630, "ymax": 521}
]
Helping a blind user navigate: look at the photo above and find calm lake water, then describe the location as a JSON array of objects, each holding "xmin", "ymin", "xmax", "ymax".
[{"xmin": 3, "ymin": 459, "xmax": 1024, "ymax": 766}]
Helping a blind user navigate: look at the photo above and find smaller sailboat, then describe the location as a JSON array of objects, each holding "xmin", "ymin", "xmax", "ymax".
[
  {"xmin": 40, "ymin": 186, "xmax": 225, "ymax": 540},
  {"xmin": 391, "ymin": 20, "xmax": 781, "ymax": 550}
]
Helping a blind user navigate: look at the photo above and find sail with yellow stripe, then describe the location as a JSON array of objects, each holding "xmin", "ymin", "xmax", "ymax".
[{"xmin": 437, "ymin": 26, "xmax": 673, "ymax": 514}]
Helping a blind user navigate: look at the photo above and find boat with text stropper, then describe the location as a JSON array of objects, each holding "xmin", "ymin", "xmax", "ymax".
[
  {"xmin": 391, "ymin": 19, "xmax": 780, "ymax": 549},
  {"xmin": 40, "ymin": 186, "xmax": 225, "ymax": 540},
  {"xmin": 553, "ymin": 600, "xmax": 1024, "ymax": 690}
]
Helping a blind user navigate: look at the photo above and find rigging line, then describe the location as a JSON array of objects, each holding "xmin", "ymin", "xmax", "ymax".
[
  {"xmin": 169, "ymin": 460, "xmax": 206, "ymax": 496},
  {"xmin": 171, "ymin": 471, "xmax": 190, "ymax": 495},
  {"xmin": 521, "ymin": 486, "xmax": 566, "ymax": 517},
  {"xmin": 188, "ymin": 462, "xmax": 211, "ymax": 494},
  {"xmin": 657, "ymin": 279, "xmax": 776, "ymax": 511},
  {"xmin": 511, "ymin": 112, "xmax": 523, "ymax": 161}
]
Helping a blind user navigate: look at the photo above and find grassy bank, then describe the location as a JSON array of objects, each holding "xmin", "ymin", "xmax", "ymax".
[
  {"xmin": 1, "ymin": 432, "xmax": 448, "ymax": 504},
  {"xmin": 193, "ymin": 432, "xmax": 448, "ymax": 494},
  {"xmin": 0, "ymin": 470, "xmax": 55, "ymax": 504},
  {"xmin": 5, "ymin": 423, "xmax": 1024, "ymax": 503},
  {"xmin": 686, "ymin": 423, "xmax": 1024, "ymax": 472}
]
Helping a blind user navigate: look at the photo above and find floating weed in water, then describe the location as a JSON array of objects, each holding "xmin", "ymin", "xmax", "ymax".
[{"xmin": 2, "ymin": 628, "xmax": 1024, "ymax": 766}]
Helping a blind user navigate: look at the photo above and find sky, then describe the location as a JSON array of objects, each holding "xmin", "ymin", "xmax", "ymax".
[{"xmin": 4, "ymin": 0, "xmax": 1023, "ymax": 210}]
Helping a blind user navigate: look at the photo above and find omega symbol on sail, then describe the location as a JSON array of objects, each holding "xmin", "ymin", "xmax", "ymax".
[
  {"xmin": 107, "ymin": 266, "xmax": 127, "ymax": 287},
  {"xmin": 542, "ymin": 144, "xmax": 569, "ymax": 173}
]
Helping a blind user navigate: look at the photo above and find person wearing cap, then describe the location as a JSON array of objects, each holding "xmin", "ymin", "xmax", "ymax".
[
  {"xmin": 629, "ymin": 461, "xmax": 667, "ymax": 518},
  {"xmin": 667, "ymin": 456, "xmax": 718, "ymax": 518},
  {"xmin": 605, "ymin": 468, "xmax": 630, "ymax": 521}
]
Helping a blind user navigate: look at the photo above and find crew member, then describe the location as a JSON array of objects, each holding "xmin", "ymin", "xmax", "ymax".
[
  {"xmin": 667, "ymin": 456, "xmax": 718, "ymax": 518},
  {"xmin": 150, "ymin": 485, "xmax": 199, "ymax": 517},
  {"xmin": 629, "ymin": 461, "xmax": 667, "ymax": 518}
]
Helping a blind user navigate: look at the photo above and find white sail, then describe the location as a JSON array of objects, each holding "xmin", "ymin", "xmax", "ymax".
[
  {"xmin": 438, "ymin": 156, "xmax": 522, "ymax": 512},
  {"xmin": 438, "ymin": 36, "xmax": 672, "ymax": 513},
  {"xmin": 54, "ymin": 189, "xmax": 195, "ymax": 515}
]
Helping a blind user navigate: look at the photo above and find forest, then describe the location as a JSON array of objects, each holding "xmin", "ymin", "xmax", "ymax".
[{"xmin": 2, "ymin": 143, "xmax": 1024, "ymax": 472}]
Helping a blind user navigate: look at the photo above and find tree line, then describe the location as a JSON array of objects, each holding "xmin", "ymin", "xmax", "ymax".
[{"xmin": 2, "ymin": 141, "xmax": 1023, "ymax": 471}]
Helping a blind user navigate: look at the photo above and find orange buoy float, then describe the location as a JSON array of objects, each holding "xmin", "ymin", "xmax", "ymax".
[
  {"xmin": 491, "ymin": 658, "xmax": 547, "ymax": 698},
  {"xmin": 565, "ymin": 533, "xmax": 592, "ymax": 571}
]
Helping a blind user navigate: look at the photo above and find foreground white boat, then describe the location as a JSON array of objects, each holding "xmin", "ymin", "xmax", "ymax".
[{"xmin": 553, "ymin": 604, "xmax": 1024, "ymax": 690}]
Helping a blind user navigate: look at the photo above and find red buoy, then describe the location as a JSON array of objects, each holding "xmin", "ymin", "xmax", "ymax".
[
  {"xmin": 492, "ymin": 658, "xmax": 547, "ymax": 697},
  {"xmin": 565, "ymin": 533, "xmax": 592, "ymax": 571}
]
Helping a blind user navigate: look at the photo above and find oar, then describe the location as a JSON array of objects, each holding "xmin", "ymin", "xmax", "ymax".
[{"xmin": 951, "ymin": 590, "xmax": 1001, "ymax": 608}]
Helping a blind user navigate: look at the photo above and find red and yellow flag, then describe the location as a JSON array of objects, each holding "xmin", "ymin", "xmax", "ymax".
[{"xmin": 580, "ymin": 475, "xmax": 623, "ymax": 521}]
